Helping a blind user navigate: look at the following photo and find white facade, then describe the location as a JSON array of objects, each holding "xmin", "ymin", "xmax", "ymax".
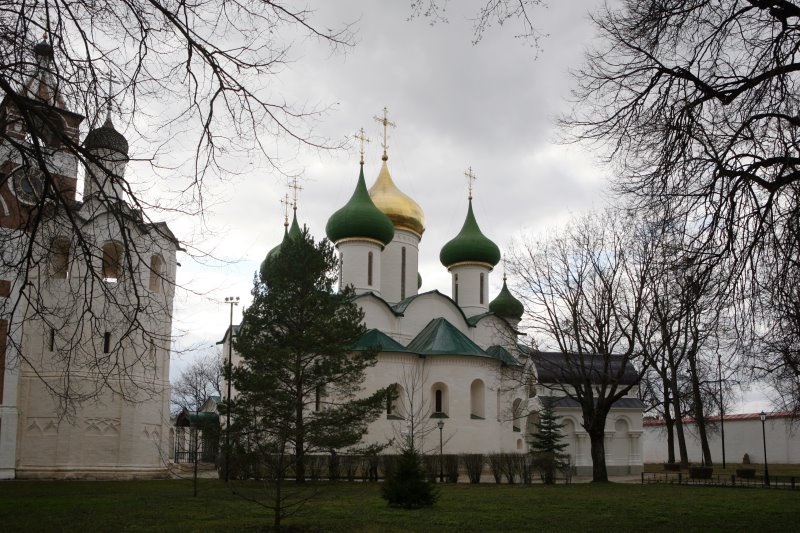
[
  {"xmin": 0, "ymin": 48, "xmax": 178, "ymax": 479},
  {"xmin": 643, "ymin": 413, "xmax": 800, "ymax": 465}
]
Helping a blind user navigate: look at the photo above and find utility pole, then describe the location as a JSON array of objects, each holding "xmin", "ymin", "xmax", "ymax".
[{"xmin": 224, "ymin": 296, "xmax": 239, "ymax": 483}]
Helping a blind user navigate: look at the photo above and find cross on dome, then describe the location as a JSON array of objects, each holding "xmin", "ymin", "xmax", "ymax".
[
  {"xmin": 354, "ymin": 128, "xmax": 370, "ymax": 165},
  {"xmin": 280, "ymin": 192, "xmax": 291, "ymax": 228},
  {"xmin": 289, "ymin": 177, "xmax": 303, "ymax": 210},
  {"xmin": 465, "ymin": 166, "xmax": 477, "ymax": 200},
  {"xmin": 373, "ymin": 106, "xmax": 396, "ymax": 161}
]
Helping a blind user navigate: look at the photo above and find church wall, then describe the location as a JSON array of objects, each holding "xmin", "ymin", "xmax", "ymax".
[
  {"xmin": 379, "ymin": 230, "xmax": 419, "ymax": 304},
  {"xmin": 337, "ymin": 240, "xmax": 383, "ymax": 297},
  {"xmin": 447, "ymin": 263, "xmax": 491, "ymax": 317},
  {"xmin": 471, "ymin": 315, "xmax": 519, "ymax": 352},
  {"xmin": 360, "ymin": 353, "xmax": 526, "ymax": 455},
  {"xmin": 390, "ymin": 294, "xmax": 469, "ymax": 344}
]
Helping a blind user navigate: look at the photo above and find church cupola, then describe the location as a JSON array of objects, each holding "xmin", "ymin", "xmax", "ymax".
[
  {"xmin": 367, "ymin": 108, "xmax": 424, "ymax": 303},
  {"xmin": 260, "ymin": 191, "xmax": 302, "ymax": 280},
  {"xmin": 440, "ymin": 168, "xmax": 500, "ymax": 316},
  {"xmin": 489, "ymin": 273, "xmax": 524, "ymax": 326},
  {"xmin": 83, "ymin": 78, "xmax": 130, "ymax": 200}
]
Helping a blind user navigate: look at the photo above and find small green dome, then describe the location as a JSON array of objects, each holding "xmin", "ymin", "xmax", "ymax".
[
  {"xmin": 260, "ymin": 211, "xmax": 302, "ymax": 279},
  {"xmin": 440, "ymin": 199, "xmax": 500, "ymax": 268},
  {"xmin": 489, "ymin": 278, "xmax": 524, "ymax": 320},
  {"xmin": 326, "ymin": 164, "xmax": 394, "ymax": 246}
]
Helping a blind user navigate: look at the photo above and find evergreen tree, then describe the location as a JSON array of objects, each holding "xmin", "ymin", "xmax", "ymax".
[
  {"xmin": 529, "ymin": 402, "xmax": 569, "ymax": 484},
  {"xmin": 381, "ymin": 449, "xmax": 439, "ymax": 509},
  {"xmin": 232, "ymin": 228, "xmax": 388, "ymax": 486}
]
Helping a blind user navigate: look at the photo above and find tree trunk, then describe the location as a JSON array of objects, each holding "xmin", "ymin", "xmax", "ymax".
[
  {"xmin": 662, "ymin": 377, "xmax": 675, "ymax": 464},
  {"xmin": 295, "ymin": 396, "xmax": 305, "ymax": 483},
  {"xmin": 588, "ymin": 427, "xmax": 609, "ymax": 482},
  {"xmin": 688, "ymin": 354, "xmax": 712, "ymax": 466},
  {"xmin": 670, "ymin": 378, "xmax": 689, "ymax": 468},
  {"xmin": 274, "ymin": 453, "xmax": 283, "ymax": 530}
]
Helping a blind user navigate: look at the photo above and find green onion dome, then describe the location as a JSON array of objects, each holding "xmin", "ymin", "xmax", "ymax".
[
  {"xmin": 260, "ymin": 210, "xmax": 303, "ymax": 279},
  {"xmin": 440, "ymin": 199, "xmax": 500, "ymax": 268},
  {"xmin": 326, "ymin": 163, "xmax": 395, "ymax": 246},
  {"xmin": 489, "ymin": 276, "xmax": 524, "ymax": 320}
]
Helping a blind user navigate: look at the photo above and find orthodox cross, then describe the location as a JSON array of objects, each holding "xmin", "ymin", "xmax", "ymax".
[
  {"xmin": 100, "ymin": 70, "xmax": 116, "ymax": 121},
  {"xmin": 354, "ymin": 128, "xmax": 370, "ymax": 164},
  {"xmin": 280, "ymin": 193, "xmax": 291, "ymax": 228},
  {"xmin": 373, "ymin": 106, "xmax": 396, "ymax": 160},
  {"xmin": 464, "ymin": 166, "xmax": 477, "ymax": 200},
  {"xmin": 289, "ymin": 177, "xmax": 303, "ymax": 210}
]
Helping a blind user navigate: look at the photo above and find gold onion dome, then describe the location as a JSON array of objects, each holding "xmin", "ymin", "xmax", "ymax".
[
  {"xmin": 369, "ymin": 160, "xmax": 425, "ymax": 237},
  {"xmin": 326, "ymin": 163, "xmax": 395, "ymax": 245}
]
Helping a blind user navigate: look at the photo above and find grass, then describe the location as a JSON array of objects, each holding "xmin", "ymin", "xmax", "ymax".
[
  {"xmin": 0, "ymin": 478, "xmax": 798, "ymax": 532},
  {"xmin": 645, "ymin": 462, "xmax": 800, "ymax": 476}
]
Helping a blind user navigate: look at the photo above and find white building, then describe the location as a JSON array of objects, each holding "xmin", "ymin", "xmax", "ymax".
[
  {"xmin": 225, "ymin": 130, "xmax": 644, "ymax": 476},
  {"xmin": 0, "ymin": 40, "xmax": 178, "ymax": 479}
]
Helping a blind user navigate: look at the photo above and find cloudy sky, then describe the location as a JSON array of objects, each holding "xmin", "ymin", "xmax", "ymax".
[{"xmin": 157, "ymin": 1, "xmax": 768, "ymax": 413}]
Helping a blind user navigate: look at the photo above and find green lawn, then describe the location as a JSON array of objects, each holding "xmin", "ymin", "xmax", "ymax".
[{"xmin": 0, "ymin": 479, "xmax": 798, "ymax": 532}]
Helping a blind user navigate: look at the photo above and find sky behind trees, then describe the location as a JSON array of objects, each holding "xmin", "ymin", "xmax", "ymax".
[{"xmin": 163, "ymin": 1, "xmax": 769, "ymax": 413}]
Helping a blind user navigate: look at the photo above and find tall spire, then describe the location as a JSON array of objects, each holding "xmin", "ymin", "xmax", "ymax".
[
  {"xmin": 373, "ymin": 106, "xmax": 396, "ymax": 161},
  {"xmin": 354, "ymin": 127, "xmax": 370, "ymax": 165},
  {"xmin": 465, "ymin": 166, "xmax": 477, "ymax": 201}
]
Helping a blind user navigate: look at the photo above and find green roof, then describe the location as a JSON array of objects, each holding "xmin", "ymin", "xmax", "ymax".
[
  {"xmin": 485, "ymin": 345, "xmax": 522, "ymax": 367},
  {"xmin": 406, "ymin": 318, "xmax": 488, "ymax": 357},
  {"xmin": 489, "ymin": 278, "xmax": 524, "ymax": 320},
  {"xmin": 439, "ymin": 199, "xmax": 500, "ymax": 268},
  {"xmin": 351, "ymin": 329, "xmax": 409, "ymax": 352},
  {"xmin": 326, "ymin": 163, "xmax": 395, "ymax": 246}
]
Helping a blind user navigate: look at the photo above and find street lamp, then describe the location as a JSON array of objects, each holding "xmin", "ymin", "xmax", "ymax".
[
  {"xmin": 437, "ymin": 420, "xmax": 445, "ymax": 483},
  {"xmin": 759, "ymin": 411, "xmax": 770, "ymax": 487},
  {"xmin": 224, "ymin": 296, "xmax": 239, "ymax": 483}
]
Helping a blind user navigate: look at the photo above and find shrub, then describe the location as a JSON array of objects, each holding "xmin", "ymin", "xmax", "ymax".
[
  {"xmin": 462, "ymin": 454, "xmax": 484, "ymax": 483},
  {"xmin": 736, "ymin": 468, "xmax": 756, "ymax": 479},
  {"xmin": 381, "ymin": 450, "xmax": 439, "ymax": 509},
  {"xmin": 443, "ymin": 454, "xmax": 459, "ymax": 483},
  {"xmin": 487, "ymin": 454, "xmax": 503, "ymax": 484},
  {"xmin": 688, "ymin": 466, "xmax": 713, "ymax": 479}
]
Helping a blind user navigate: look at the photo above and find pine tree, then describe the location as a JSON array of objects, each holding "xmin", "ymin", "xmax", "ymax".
[
  {"xmin": 232, "ymin": 228, "xmax": 388, "ymax": 487},
  {"xmin": 381, "ymin": 449, "xmax": 439, "ymax": 509},
  {"xmin": 529, "ymin": 402, "xmax": 569, "ymax": 484}
]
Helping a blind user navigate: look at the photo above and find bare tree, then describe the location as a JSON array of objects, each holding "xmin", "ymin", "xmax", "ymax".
[
  {"xmin": 171, "ymin": 349, "xmax": 223, "ymax": 414},
  {"xmin": 0, "ymin": 2, "xmax": 352, "ymax": 410},
  {"xmin": 562, "ymin": 0, "xmax": 800, "ymax": 412},
  {"xmin": 508, "ymin": 210, "xmax": 653, "ymax": 482}
]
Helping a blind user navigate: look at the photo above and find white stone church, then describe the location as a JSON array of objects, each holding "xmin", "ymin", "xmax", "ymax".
[
  {"xmin": 227, "ymin": 121, "xmax": 645, "ymax": 476},
  {"xmin": 0, "ymin": 40, "xmax": 177, "ymax": 479}
]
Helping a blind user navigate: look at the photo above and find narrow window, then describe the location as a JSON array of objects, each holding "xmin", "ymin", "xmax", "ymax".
[
  {"xmin": 339, "ymin": 254, "xmax": 344, "ymax": 287},
  {"xmin": 48, "ymin": 328, "xmax": 55, "ymax": 352},
  {"xmin": 400, "ymin": 247, "xmax": 406, "ymax": 299},
  {"xmin": 101, "ymin": 241, "xmax": 123, "ymax": 281},
  {"xmin": 103, "ymin": 332, "xmax": 111, "ymax": 354},
  {"xmin": 454, "ymin": 274, "xmax": 459, "ymax": 304},
  {"xmin": 387, "ymin": 393, "xmax": 393, "ymax": 415},
  {"xmin": 367, "ymin": 251, "xmax": 373, "ymax": 286},
  {"xmin": 435, "ymin": 389, "xmax": 443, "ymax": 413},
  {"xmin": 50, "ymin": 238, "xmax": 70, "ymax": 279},
  {"xmin": 480, "ymin": 273, "xmax": 485, "ymax": 304},
  {"xmin": 149, "ymin": 255, "xmax": 163, "ymax": 292},
  {"xmin": 315, "ymin": 385, "xmax": 322, "ymax": 412}
]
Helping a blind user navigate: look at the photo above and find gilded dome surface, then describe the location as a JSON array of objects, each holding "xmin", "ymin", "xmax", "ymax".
[
  {"xmin": 489, "ymin": 278, "xmax": 524, "ymax": 320},
  {"xmin": 440, "ymin": 199, "xmax": 500, "ymax": 268},
  {"xmin": 368, "ymin": 160, "xmax": 425, "ymax": 236},
  {"xmin": 326, "ymin": 164, "xmax": 394, "ymax": 245}
]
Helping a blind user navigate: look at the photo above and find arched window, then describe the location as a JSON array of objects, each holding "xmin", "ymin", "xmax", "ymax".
[
  {"xmin": 454, "ymin": 273, "xmax": 459, "ymax": 304},
  {"xmin": 315, "ymin": 385, "xmax": 325, "ymax": 412},
  {"xmin": 512, "ymin": 398, "xmax": 523, "ymax": 432},
  {"xmin": 148, "ymin": 255, "xmax": 163, "ymax": 292},
  {"xmin": 387, "ymin": 383, "xmax": 404, "ymax": 418},
  {"xmin": 479, "ymin": 273, "xmax": 485, "ymax": 304},
  {"xmin": 103, "ymin": 332, "xmax": 112, "ymax": 354},
  {"xmin": 101, "ymin": 241, "xmax": 123, "ymax": 281},
  {"xmin": 517, "ymin": 439, "xmax": 524, "ymax": 451},
  {"xmin": 400, "ymin": 247, "xmax": 407, "ymax": 299},
  {"xmin": 367, "ymin": 251, "xmax": 373, "ymax": 286},
  {"xmin": 470, "ymin": 379, "xmax": 485, "ymax": 419},
  {"xmin": 431, "ymin": 382, "xmax": 448, "ymax": 416},
  {"xmin": 50, "ymin": 237, "xmax": 70, "ymax": 279}
]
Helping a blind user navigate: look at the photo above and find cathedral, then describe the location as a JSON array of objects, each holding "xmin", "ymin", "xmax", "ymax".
[
  {"xmin": 0, "ymin": 40, "xmax": 177, "ymax": 479},
  {"xmin": 229, "ymin": 114, "xmax": 645, "ymax": 476}
]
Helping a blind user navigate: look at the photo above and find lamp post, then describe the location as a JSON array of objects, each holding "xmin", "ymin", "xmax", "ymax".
[
  {"xmin": 224, "ymin": 296, "xmax": 239, "ymax": 483},
  {"xmin": 759, "ymin": 411, "xmax": 770, "ymax": 487},
  {"xmin": 718, "ymin": 352, "xmax": 726, "ymax": 469},
  {"xmin": 437, "ymin": 420, "xmax": 444, "ymax": 483}
]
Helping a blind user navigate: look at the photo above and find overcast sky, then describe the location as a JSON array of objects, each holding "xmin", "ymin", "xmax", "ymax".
[{"xmin": 159, "ymin": 1, "xmax": 769, "ymax": 413}]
